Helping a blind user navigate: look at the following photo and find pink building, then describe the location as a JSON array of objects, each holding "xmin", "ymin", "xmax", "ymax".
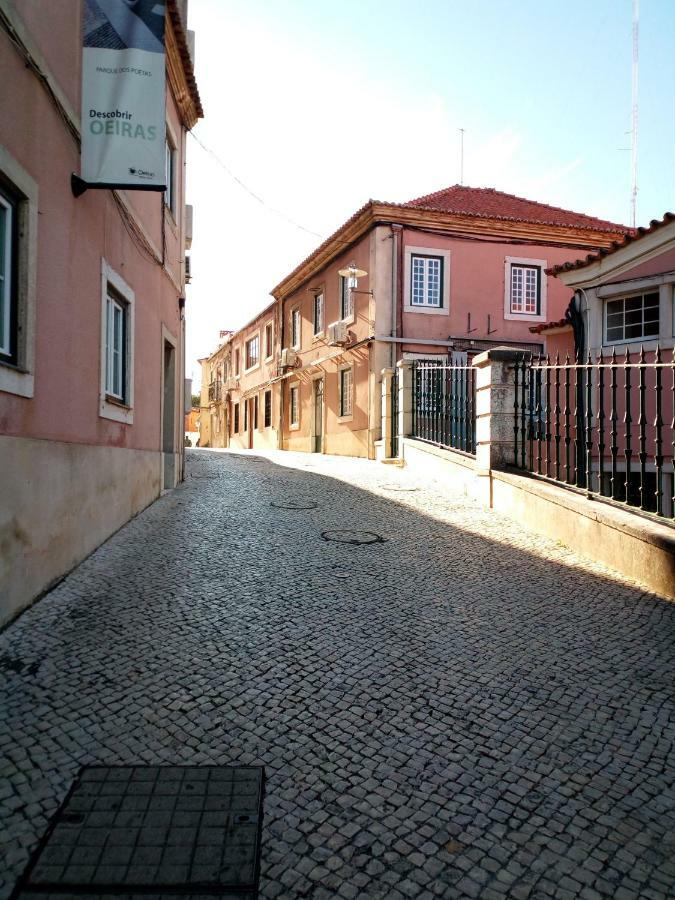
[
  {"xmin": 199, "ymin": 301, "xmax": 282, "ymax": 451},
  {"xmin": 0, "ymin": 0, "xmax": 202, "ymax": 624},
  {"xmin": 270, "ymin": 186, "xmax": 630, "ymax": 458}
]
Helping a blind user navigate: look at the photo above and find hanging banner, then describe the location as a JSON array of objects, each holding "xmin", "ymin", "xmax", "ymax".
[{"xmin": 81, "ymin": 0, "xmax": 166, "ymax": 190}]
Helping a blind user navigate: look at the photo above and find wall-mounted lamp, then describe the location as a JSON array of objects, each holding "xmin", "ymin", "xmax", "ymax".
[{"xmin": 338, "ymin": 262, "xmax": 372, "ymax": 295}]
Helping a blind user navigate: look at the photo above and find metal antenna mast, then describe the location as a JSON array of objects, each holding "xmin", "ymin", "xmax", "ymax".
[
  {"xmin": 459, "ymin": 128, "xmax": 465, "ymax": 185},
  {"xmin": 631, "ymin": 0, "xmax": 639, "ymax": 227}
]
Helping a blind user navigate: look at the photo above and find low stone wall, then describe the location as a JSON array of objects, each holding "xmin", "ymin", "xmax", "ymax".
[
  {"xmin": 401, "ymin": 438, "xmax": 675, "ymax": 601},
  {"xmin": 0, "ymin": 436, "xmax": 160, "ymax": 626}
]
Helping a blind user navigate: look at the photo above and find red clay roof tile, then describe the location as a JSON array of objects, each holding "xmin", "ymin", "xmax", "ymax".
[
  {"xmin": 404, "ymin": 185, "xmax": 629, "ymax": 233},
  {"xmin": 547, "ymin": 212, "xmax": 675, "ymax": 276}
]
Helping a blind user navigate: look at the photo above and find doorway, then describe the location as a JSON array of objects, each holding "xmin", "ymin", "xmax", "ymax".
[
  {"xmin": 162, "ymin": 339, "xmax": 176, "ymax": 489},
  {"xmin": 313, "ymin": 378, "xmax": 324, "ymax": 453}
]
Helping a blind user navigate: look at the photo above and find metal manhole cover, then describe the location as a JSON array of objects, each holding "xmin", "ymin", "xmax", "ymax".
[
  {"xmin": 12, "ymin": 765, "xmax": 265, "ymax": 899},
  {"xmin": 270, "ymin": 500, "xmax": 318, "ymax": 510},
  {"xmin": 321, "ymin": 530, "xmax": 385, "ymax": 545}
]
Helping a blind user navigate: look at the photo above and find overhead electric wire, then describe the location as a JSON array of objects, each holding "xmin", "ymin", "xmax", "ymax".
[{"xmin": 189, "ymin": 131, "xmax": 325, "ymax": 240}]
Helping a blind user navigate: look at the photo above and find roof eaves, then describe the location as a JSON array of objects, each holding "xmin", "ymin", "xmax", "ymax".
[
  {"xmin": 547, "ymin": 212, "xmax": 675, "ymax": 276},
  {"xmin": 166, "ymin": 0, "xmax": 203, "ymax": 120},
  {"xmin": 399, "ymin": 200, "xmax": 630, "ymax": 235}
]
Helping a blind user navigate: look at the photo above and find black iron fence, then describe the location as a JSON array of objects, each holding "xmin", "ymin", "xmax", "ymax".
[
  {"xmin": 411, "ymin": 360, "xmax": 476, "ymax": 457},
  {"xmin": 391, "ymin": 368, "xmax": 399, "ymax": 457},
  {"xmin": 513, "ymin": 349, "xmax": 675, "ymax": 519}
]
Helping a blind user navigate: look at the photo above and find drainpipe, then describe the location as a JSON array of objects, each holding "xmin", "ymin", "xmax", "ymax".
[{"xmin": 390, "ymin": 224, "xmax": 403, "ymax": 367}]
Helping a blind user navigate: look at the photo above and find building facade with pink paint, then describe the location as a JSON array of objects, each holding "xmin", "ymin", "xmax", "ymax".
[
  {"xmin": 0, "ymin": 0, "xmax": 202, "ymax": 624},
  {"xmin": 199, "ymin": 301, "xmax": 283, "ymax": 452},
  {"xmin": 270, "ymin": 187, "xmax": 630, "ymax": 458}
]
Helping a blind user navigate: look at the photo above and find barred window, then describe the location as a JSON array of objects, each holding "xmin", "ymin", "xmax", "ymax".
[
  {"xmin": 605, "ymin": 292, "xmax": 659, "ymax": 343},
  {"xmin": 411, "ymin": 255, "xmax": 442, "ymax": 307}
]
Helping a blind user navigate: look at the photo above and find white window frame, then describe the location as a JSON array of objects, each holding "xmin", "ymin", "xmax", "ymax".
[
  {"xmin": 411, "ymin": 254, "xmax": 443, "ymax": 308},
  {"xmin": 313, "ymin": 290, "xmax": 324, "ymax": 336},
  {"xmin": 603, "ymin": 291, "xmax": 661, "ymax": 345},
  {"xmin": 291, "ymin": 307, "xmax": 301, "ymax": 350},
  {"xmin": 164, "ymin": 130, "xmax": 177, "ymax": 218},
  {"xmin": 504, "ymin": 256, "xmax": 547, "ymax": 322},
  {"xmin": 0, "ymin": 189, "xmax": 14, "ymax": 362},
  {"xmin": 99, "ymin": 260, "xmax": 134, "ymax": 424},
  {"xmin": 244, "ymin": 332, "xmax": 260, "ymax": 372},
  {"xmin": 0, "ymin": 147, "xmax": 38, "ymax": 398},
  {"xmin": 264, "ymin": 321, "xmax": 274, "ymax": 360},
  {"xmin": 105, "ymin": 292, "xmax": 127, "ymax": 401},
  {"xmin": 404, "ymin": 246, "xmax": 451, "ymax": 317},
  {"xmin": 289, "ymin": 382, "xmax": 300, "ymax": 429},
  {"xmin": 338, "ymin": 364, "xmax": 353, "ymax": 420},
  {"xmin": 339, "ymin": 275, "xmax": 354, "ymax": 323}
]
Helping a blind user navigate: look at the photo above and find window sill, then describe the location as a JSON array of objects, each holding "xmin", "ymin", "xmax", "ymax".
[
  {"xmin": 100, "ymin": 396, "xmax": 133, "ymax": 424},
  {"xmin": 340, "ymin": 315, "xmax": 355, "ymax": 327},
  {"xmin": 504, "ymin": 311, "xmax": 545, "ymax": 322},
  {"xmin": 403, "ymin": 304, "xmax": 448, "ymax": 317},
  {"xmin": 312, "ymin": 332, "xmax": 325, "ymax": 342},
  {"xmin": 243, "ymin": 363, "xmax": 260, "ymax": 375},
  {"xmin": 601, "ymin": 337, "xmax": 667, "ymax": 351},
  {"xmin": 337, "ymin": 414, "xmax": 353, "ymax": 423},
  {"xmin": 0, "ymin": 361, "xmax": 34, "ymax": 398},
  {"xmin": 289, "ymin": 423, "xmax": 300, "ymax": 431}
]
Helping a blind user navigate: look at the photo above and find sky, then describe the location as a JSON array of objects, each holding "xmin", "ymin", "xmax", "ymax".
[{"xmin": 184, "ymin": 0, "xmax": 675, "ymax": 387}]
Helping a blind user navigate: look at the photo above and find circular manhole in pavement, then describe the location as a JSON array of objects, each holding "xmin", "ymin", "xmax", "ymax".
[
  {"xmin": 321, "ymin": 529, "xmax": 385, "ymax": 545},
  {"xmin": 270, "ymin": 500, "xmax": 319, "ymax": 510}
]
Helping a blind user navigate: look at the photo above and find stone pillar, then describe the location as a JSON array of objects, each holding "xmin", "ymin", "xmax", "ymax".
[
  {"xmin": 381, "ymin": 367, "xmax": 394, "ymax": 458},
  {"xmin": 396, "ymin": 358, "xmax": 414, "ymax": 450},
  {"xmin": 472, "ymin": 347, "xmax": 520, "ymax": 472}
]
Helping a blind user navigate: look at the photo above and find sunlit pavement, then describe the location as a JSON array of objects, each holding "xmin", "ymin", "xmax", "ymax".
[{"xmin": 1, "ymin": 448, "xmax": 674, "ymax": 899}]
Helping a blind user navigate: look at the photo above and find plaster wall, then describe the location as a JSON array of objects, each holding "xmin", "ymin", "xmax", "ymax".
[
  {"xmin": 399, "ymin": 230, "xmax": 584, "ymax": 347},
  {"xmin": 0, "ymin": 19, "xmax": 184, "ymax": 455},
  {"xmin": 280, "ymin": 236, "xmax": 373, "ymax": 457},
  {"xmin": 605, "ymin": 247, "xmax": 675, "ymax": 283},
  {"xmin": 0, "ymin": 435, "xmax": 160, "ymax": 626}
]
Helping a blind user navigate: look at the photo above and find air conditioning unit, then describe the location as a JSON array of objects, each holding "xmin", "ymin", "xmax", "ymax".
[
  {"xmin": 327, "ymin": 321, "xmax": 348, "ymax": 346},
  {"xmin": 280, "ymin": 348, "xmax": 298, "ymax": 368}
]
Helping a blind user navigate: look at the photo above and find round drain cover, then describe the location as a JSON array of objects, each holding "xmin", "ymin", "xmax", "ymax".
[
  {"xmin": 270, "ymin": 500, "xmax": 318, "ymax": 510},
  {"xmin": 321, "ymin": 529, "xmax": 385, "ymax": 545}
]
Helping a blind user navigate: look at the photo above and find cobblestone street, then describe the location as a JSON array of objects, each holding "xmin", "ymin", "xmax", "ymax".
[{"xmin": 1, "ymin": 448, "xmax": 674, "ymax": 899}]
